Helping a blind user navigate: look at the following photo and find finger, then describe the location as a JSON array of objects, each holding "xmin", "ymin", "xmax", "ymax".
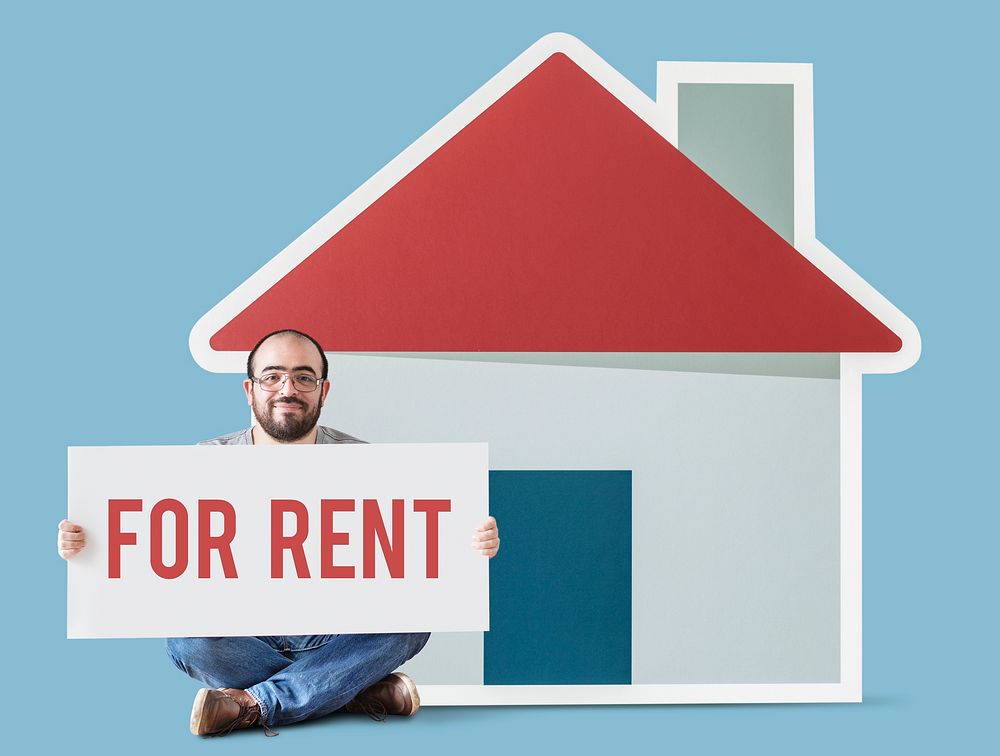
[
  {"xmin": 476, "ymin": 516, "xmax": 497, "ymax": 531},
  {"xmin": 473, "ymin": 530, "xmax": 497, "ymax": 543},
  {"xmin": 472, "ymin": 537, "xmax": 499, "ymax": 550},
  {"xmin": 59, "ymin": 547, "xmax": 83, "ymax": 559},
  {"xmin": 60, "ymin": 531, "xmax": 86, "ymax": 543},
  {"xmin": 59, "ymin": 520, "xmax": 83, "ymax": 533}
]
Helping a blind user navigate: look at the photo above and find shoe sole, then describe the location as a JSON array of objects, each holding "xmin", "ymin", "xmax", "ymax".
[
  {"xmin": 391, "ymin": 672, "xmax": 420, "ymax": 715},
  {"xmin": 190, "ymin": 688, "xmax": 211, "ymax": 735}
]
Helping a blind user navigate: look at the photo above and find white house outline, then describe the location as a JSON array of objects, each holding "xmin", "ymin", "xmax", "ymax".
[{"xmin": 190, "ymin": 33, "xmax": 920, "ymax": 705}]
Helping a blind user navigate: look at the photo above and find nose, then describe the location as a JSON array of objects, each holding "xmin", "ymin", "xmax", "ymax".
[{"xmin": 277, "ymin": 376, "xmax": 300, "ymax": 397}]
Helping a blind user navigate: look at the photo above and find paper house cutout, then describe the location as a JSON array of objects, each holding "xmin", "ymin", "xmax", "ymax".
[{"xmin": 191, "ymin": 34, "xmax": 920, "ymax": 705}]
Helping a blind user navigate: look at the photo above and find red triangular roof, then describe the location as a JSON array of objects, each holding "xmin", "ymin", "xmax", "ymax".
[{"xmin": 210, "ymin": 53, "xmax": 901, "ymax": 353}]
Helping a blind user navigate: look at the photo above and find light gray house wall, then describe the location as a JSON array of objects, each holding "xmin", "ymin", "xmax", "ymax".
[{"xmin": 322, "ymin": 353, "xmax": 840, "ymax": 684}]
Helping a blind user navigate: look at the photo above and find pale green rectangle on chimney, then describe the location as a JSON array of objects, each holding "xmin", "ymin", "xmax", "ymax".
[{"xmin": 678, "ymin": 83, "xmax": 795, "ymax": 245}]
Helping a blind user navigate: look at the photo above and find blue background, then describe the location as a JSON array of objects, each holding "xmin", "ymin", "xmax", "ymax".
[{"xmin": 2, "ymin": 1, "xmax": 995, "ymax": 752}]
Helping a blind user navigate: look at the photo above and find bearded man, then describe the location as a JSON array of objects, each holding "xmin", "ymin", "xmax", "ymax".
[{"xmin": 57, "ymin": 328, "xmax": 500, "ymax": 736}]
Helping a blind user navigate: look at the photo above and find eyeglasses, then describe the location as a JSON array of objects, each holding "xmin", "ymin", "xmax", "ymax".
[{"xmin": 251, "ymin": 372, "xmax": 324, "ymax": 393}]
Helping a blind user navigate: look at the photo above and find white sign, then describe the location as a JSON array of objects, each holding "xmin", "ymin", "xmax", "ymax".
[{"xmin": 67, "ymin": 443, "xmax": 489, "ymax": 638}]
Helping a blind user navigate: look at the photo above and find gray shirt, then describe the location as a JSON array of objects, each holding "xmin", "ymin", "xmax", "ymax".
[{"xmin": 198, "ymin": 425, "xmax": 366, "ymax": 445}]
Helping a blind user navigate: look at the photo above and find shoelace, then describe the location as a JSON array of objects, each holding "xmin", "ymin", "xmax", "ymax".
[
  {"xmin": 211, "ymin": 693, "xmax": 279, "ymax": 737},
  {"xmin": 352, "ymin": 694, "xmax": 389, "ymax": 722},
  {"xmin": 261, "ymin": 721, "xmax": 279, "ymax": 737}
]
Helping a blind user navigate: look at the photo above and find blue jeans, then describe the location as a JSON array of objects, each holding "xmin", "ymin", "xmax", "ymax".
[{"xmin": 165, "ymin": 633, "xmax": 430, "ymax": 726}]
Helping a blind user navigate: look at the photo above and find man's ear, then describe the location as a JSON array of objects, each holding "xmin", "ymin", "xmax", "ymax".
[
  {"xmin": 243, "ymin": 379, "xmax": 254, "ymax": 406},
  {"xmin": 320, "ymin": 379, "xmax": 332, "ymax": 406}
]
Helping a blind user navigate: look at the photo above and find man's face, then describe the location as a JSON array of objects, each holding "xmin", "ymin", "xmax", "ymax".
[{"xmin": 243, "ymin": 334, "xmax": 331, "ymax": 442}]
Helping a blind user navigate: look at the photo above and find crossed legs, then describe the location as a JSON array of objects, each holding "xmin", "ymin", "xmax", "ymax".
[{"xmin": 166, "ymin": 632, "xmax": 430, "ymax": 726}]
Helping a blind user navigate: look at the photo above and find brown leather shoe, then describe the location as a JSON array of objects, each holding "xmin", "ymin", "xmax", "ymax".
[
  {"xmin": 344, "ymin": 672, "xmax": 420, "ymax": 719},
  {"xmin": 190, "ymin": 687, "xmax": 266, "ymax": 736}
]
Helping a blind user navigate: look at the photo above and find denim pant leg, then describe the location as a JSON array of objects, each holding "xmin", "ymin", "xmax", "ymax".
[
  {"xmin": 165, "ymin": 636, "xmax": 292, "ymax": 690},
  {"xmin": 247, "ymin": 632, "xmax": 430, "ymax": 726}
]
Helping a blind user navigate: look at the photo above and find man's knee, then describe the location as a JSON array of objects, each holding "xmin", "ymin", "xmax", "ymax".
[
  {"xmin": 164, "ymin": 637, "xmax": 229, "ymax": 682},
  {"xmin": 409, "ymin": 632, "xmax": 431, "ymax": 659},
  {"xmin": 165, "ymin": 636, "xmax": 196, "ymax": 675}
]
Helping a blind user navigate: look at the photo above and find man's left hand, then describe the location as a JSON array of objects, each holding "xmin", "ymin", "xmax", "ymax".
[{"xmin": 472, "ymin": 516, "xmax": 500, "ymax": 558}]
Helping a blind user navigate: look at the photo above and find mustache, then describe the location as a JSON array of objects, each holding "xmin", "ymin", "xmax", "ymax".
[{"xmin": 269, "ymin": 397, "xmax": 307, "ymax": 409}]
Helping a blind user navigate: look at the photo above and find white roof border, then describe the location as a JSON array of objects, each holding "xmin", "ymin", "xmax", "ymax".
[{"xmin": 190, "ymin": 33, "xmax": 919, "ymax": 375}]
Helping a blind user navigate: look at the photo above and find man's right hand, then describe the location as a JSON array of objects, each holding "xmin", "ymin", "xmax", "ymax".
[{"xmin": 57, "ymin": 519, "xmax": 86, "ymax": 560}]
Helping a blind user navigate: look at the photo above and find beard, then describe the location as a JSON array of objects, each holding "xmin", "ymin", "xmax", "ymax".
[{"xmin": 252, "ymin": 395, "xmax": 323, "ymax": 442}]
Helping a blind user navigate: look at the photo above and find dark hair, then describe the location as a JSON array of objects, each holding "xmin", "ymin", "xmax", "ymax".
[{"xmin": 247, "ymin": 329, "xmax": 329, "ymax": 380}]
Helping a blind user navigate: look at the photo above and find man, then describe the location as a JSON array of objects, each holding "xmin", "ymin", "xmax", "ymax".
[{"xmin": 57, "ymin": 328, "xmax": 500, "ymax": 736}]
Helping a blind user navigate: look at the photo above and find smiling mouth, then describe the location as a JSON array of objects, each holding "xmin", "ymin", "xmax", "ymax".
[{"xmin": 272, "ymin": 401, "xmax": 305, "ymax": 411}]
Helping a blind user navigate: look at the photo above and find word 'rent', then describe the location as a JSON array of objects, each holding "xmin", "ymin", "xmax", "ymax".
[{"xmin": 107, "ymin": 498, "xmax": 452, "ymax": 580}]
